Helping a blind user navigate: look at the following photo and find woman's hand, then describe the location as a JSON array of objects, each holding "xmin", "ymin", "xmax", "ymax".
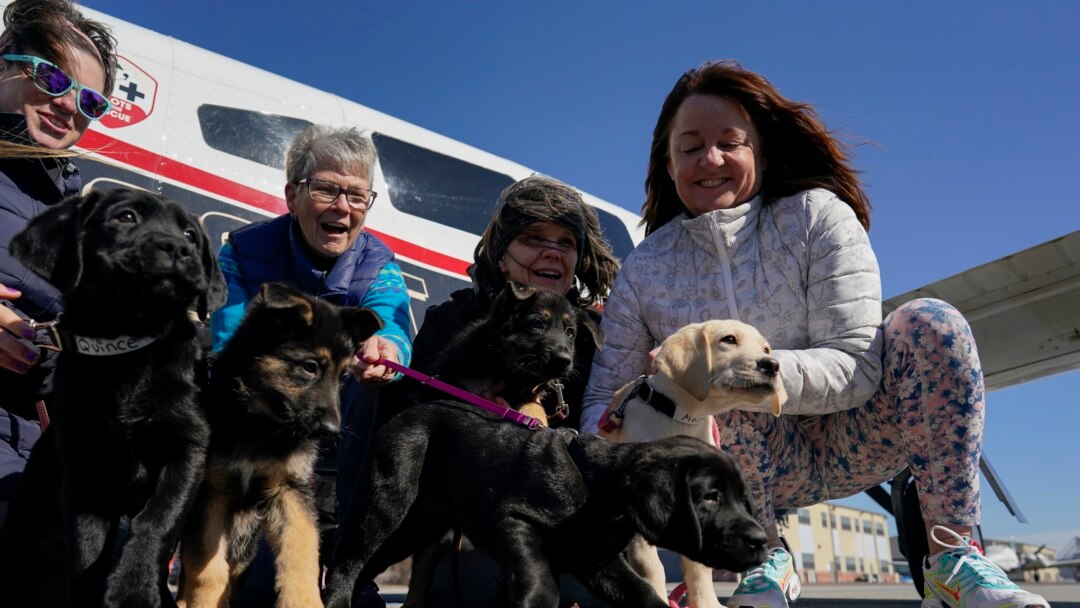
[
  {"xmin": 350, "ymin": 335, "xmax": 400, "ymax": 385},
  {"xmin": 0, "ymin": 283, "xmax": 41, "ymax": 374}
]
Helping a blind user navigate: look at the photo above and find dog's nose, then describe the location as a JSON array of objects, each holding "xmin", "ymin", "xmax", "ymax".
[
  {"xmin": 318, "ymin": 404, "xmax": 341, "ymax": 437},
  {"xmin": 757, "ymin": 357, "xmax": 780, "ymax": 377},
  {"xmin": 743, "ymin": 526, "xmax": 768, "ymax": 555},
  {"xmin": 155, "ymin": 238, "xmax": 194, "ymax": 261}
]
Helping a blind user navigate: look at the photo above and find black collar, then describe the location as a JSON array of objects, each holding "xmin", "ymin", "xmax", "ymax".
[
  {"xmin": 628, "ymin": 375, "xmax": 679, "ymax": 418},
  {"xmin": 624, "ymin": 375, "xmax": 709, "ymax": 425}
]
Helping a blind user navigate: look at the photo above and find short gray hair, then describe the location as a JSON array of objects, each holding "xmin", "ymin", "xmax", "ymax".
[{"xmin": 284, "ymin": 125, "xmax": 378, "ymax": 185}]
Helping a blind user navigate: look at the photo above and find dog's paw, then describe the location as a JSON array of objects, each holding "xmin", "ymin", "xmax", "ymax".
[{"xmin": 103, "ymin": 583, "xmax": 161, "ymax": 608}]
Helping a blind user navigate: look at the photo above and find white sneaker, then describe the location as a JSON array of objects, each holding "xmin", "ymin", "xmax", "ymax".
[
  {"xmin": 727, "ymin": 547, "xmax": 801, "ymax": 608},
  {"xmin": 921, "ymin": 526, "xmax": 1050, "ymax": 608}
]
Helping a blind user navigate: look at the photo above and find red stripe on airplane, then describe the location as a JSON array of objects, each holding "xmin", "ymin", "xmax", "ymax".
[{"xmin": 78, "ymin": 130, "xmax": 471, "ymax": 277}]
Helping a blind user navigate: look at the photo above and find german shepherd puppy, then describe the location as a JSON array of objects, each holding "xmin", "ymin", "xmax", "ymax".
[
  {"xmin": 433, "ymin": 282, "xmax": 601, "ymax": 424},
  {"xmin": 177, "ymin": 282, "xmax": 382, "ymax": 608}
]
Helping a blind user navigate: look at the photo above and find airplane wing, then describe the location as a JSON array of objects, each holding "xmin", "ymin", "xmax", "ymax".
[
  {"xmin": 884, "ymin": 229, "xmax": 1080, "ymax": 391},
  {"xmin": 1030, "ymin": 557, "xmax": 1080, "ymax": 570}
]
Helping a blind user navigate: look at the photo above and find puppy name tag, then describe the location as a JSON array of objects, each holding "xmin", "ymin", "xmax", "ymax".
[
  {"xmin": 672, "ymin": 406, "xmax": 708, "ymax": 425},
  {"xmin": 72, "ymin": 334, "xmax": 158, "ymax": 356}
]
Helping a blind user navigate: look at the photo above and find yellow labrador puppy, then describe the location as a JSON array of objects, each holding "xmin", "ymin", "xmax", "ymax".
[{"xmin": 599, "ymin": 319, "xmax": 787, "ymax": 608}]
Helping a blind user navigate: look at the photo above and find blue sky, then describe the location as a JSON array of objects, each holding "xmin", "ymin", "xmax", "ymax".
[{"xmin": 83, "ymin": 0, "xmax": 1080, "ymax": 553}]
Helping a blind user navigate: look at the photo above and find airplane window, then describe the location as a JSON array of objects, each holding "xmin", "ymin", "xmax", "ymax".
[
  {"xmin": 372, "ymin": 132, "xmax": 636, "ymax": 260},
  {"xmin": 591, "ymin": 207, "xmax": 635, "ymax": 262},
  {"xmin": 372, "ymin": 132, "xmax": 513, "ymax": 236},
  {"xmin": 197, "ymin": 105, "xmax": 313, "ymax": 169}
]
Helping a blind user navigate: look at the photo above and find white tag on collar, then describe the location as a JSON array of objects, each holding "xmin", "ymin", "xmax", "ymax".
[
  {"xmin": 671, "ymin": 404, "xmax": 709, "ymax": 425},
  {"xmin": 72, "ymin": 334, "xmax": 157, "ymax": 356}
]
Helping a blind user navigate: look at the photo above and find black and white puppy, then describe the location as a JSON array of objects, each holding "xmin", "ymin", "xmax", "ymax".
[{"xmin": 0, "ymin": 189, "xmax": 226, "ymax": 607}]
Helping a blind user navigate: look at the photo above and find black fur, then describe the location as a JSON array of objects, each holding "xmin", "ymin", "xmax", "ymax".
[
  {"xmin": 325, "ymin": 404, "xmax": 768, "ymax": 608},
  {"xmin": 177, "ymin": 283, "xmax": 382, "ymax": 607},
  {"xmin": 0, "ymin": 189, "xmax": 227, "ymax": 607},
  {"xmin": 433, "ymin": 282, "xmax": 601, "ymax": 419}
]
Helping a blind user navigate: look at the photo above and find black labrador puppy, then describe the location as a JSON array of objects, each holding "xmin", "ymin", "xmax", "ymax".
[
  {"xmin": 0, "ymin": 189, "xmax": 226, "ymax": 607},
  {"xmin": 325, "ymin": 403, "xmax": 768, "ymax": 608}
]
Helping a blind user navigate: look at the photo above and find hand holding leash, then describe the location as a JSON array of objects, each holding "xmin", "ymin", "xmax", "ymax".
[
  {"xmin": 351, "ymin": 335, "xmax": 399, "ymax": 385},
  {"xmin": 0, "ymin": 283, "xmax": 40, "ymax": 374}
]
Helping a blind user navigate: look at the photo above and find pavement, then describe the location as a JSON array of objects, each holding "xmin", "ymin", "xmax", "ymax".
[{"xmin": 374, "ymin": 582, "xmax": 1080, "ymax": 607}]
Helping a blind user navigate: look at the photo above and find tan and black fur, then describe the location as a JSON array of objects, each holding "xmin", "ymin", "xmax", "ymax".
[
  {"xmin": 432, "ymin": 282, "xmax": 601, "ymax": 425},
  {"xmin": 177, "ymin": 283, "xmax": 381, "ymax": 608}
]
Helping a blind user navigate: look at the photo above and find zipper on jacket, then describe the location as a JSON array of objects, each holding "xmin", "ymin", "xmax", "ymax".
[{"xmin": 709, "ymin": 222, "xmax": 741, "ymax": 321}]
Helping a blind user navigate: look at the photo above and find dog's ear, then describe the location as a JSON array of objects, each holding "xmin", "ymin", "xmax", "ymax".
[
  {"xmin": 508, "ymin": 281, "xmax": 536, "ymax": 300},
  {"xmin": 627, "ymin": 447, "xmax": 703, "ymax": 552},
  {"xmin": 673, "ymin": 459, "xmax": 705, "ymax": 553},
  {"xmin": 654, "ymin": 324, "xmax": 713, "ymax": 401},
  {"xmin": 10, "ymin": 192, "xmax": 99, "ymax": 292},
  {"xmin": 576, "ymin": 308, "xmax": 604, "ymax": 352},
  {"xmin": 196, "ymin": 223, "xmax": 228, "ymax": 321},
  {"xmin": 252, "ymin": 282, "xmax": 315, "ymax": 326},
  {"xmin": 340, "ymin": 307, "xmax": 383, "ymax": 349},
  {"xmin": 493, "ymin": 281, "xmax": 537, "ymax": 316}
]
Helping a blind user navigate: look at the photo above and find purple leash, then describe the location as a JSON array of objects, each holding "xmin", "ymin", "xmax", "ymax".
[{"xmin": 376, "ymin": 358, "xmax": 544, "ymax": 430}]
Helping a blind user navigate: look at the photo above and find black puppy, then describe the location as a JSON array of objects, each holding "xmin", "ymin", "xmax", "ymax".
[
  {"xmin": 177, "ymin": 283, "xmax": 382, "ymax": 608},
  {"xmin": 400, "ymin": 282, "xmax": 602, "ymax": 607},
  {"xmin": 325, "ymin": 404, "xmax": 767, "ymax": 608},
  {"xmin": 434, "ymin": 282, "xmax": 601, "ymax": 425},
  {"xmin": 0, "ymin": 189, "xmax": 226, "ymax": 607}
]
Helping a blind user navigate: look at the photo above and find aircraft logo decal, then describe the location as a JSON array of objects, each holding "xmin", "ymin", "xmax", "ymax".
[{"xmin": 101, "ymin": 55, "xmax": 157, "ymax": 129}]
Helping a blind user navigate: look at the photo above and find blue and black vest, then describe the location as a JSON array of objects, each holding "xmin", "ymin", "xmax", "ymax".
[{"xmin": 227, "ymin": 214, "xmax": 394, "ymax": 305}]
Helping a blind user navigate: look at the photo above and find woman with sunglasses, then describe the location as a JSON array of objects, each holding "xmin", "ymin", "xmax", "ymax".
[{"xmin": 0, "ymin": 0, "xmax": 116, "ymax": 529}]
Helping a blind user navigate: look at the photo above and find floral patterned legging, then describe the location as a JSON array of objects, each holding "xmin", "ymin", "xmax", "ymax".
[{"xmin": 716, "ymin": 298, "xmax": 983, "ymax": 528}]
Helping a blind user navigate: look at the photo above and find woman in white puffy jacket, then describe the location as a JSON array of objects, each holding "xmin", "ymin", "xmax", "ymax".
[{"xmin": 581, "ymin": 61, "xmax": 1048, "ymax": 608}]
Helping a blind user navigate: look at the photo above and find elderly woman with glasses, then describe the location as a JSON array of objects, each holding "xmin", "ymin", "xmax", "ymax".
[
  {"xmin": 0, "ymin": 0, "xmax": 116, "ymax": 530},
  {"xmin": 209, "ymin": 124, "xmax": 412, "ymax": 604},
  {"xmin": 211, "ymin": 124, "xmax": 411, "ymax": 380}
]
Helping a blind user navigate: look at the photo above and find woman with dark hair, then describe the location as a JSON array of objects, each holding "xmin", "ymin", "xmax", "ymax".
[
  {"xmin": 581, "ymin": 61, "xmax": 1048, "ymax": 608},
  {"xmin": 0, "ymin": 0, "xmax": 116, "ymax": 526},
  {"xmin": 355, "ymin": 175, "xmax": 620, "ymax": 607}
]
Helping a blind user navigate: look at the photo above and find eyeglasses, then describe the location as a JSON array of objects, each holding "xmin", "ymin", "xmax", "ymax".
[
  {"xmin": 297, "ymin": 177, "xmax": 377, "ymax": 210},
  {"xmin": 514, "ymin": 233, "xmax": 576, "ymax": 254},
  {"xmin": 2, "ymin": 54, "xmax": 113, "ymax": 120}
]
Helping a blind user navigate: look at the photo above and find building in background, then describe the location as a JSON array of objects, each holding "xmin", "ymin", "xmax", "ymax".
[{"xmin": 778, "ymin": 502, "xmax": 898, "ymax": 584}]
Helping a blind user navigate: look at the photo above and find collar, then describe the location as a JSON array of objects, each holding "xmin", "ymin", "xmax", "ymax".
[
  {"xmin": 627, "ymin": 375, "xmax": 710, "ymax": 426},
  {"xmin": 32, "ymin": 317, "xmax": 159, "ymax": 356}
]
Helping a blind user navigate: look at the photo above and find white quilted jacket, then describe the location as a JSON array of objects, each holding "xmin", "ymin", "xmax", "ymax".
[{"xmin": 581, "ymin": 188, "xmax": 884, "ymax": 432}]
